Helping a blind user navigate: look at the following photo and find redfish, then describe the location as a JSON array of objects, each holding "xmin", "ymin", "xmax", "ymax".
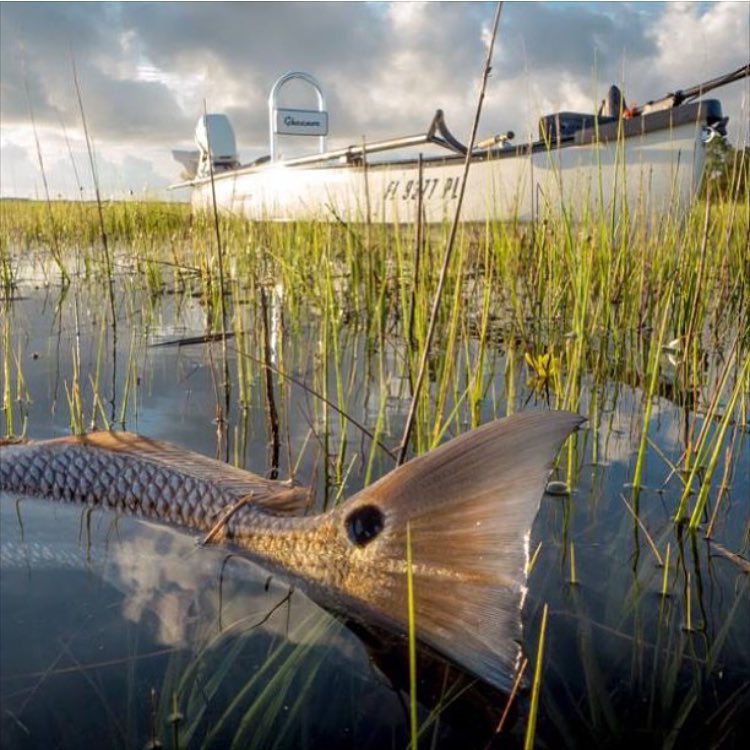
[{"xmin": 0, "ymin": 410, "xmax": 582, "ymax": 692}]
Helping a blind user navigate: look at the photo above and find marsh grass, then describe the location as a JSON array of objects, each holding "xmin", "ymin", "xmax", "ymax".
[
  {"xmin": 4, "ymin": 185, "xmax": 744, "ymax": 421},
  {"xmin": 1, "ymin": 161, "xmax": 749, "ymax": 747}
]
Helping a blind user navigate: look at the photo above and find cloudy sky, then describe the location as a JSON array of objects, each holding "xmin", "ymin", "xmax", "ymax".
[{"xmin": 1, "ymin": 1, "xmax": 748, "ymax": 200}]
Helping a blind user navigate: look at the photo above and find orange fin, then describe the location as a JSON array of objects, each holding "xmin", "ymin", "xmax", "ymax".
[
  {"xmin": 45, "ymin": 431, "xmax": 311, "ymax": 514},
  {"xmin": 333, "ymin": 410, "xmax": 584, "ymax": 692}
]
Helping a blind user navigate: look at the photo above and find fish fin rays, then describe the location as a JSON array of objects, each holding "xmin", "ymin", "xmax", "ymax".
[
  {"xmin": 342, "ymin": 411, "xmax": 583, "ymax": 691},
  {"xmin": 50, "ymin": 432, "xmax": 311, "ymax": 514}
]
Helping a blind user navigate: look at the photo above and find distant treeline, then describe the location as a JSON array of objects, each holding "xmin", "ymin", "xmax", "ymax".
[{"xmin": 703, "ymin": 141, "xmax": 750, "ymax": 197}]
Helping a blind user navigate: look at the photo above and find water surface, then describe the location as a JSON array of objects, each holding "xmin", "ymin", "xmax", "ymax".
[{"xmin": 1, "ymin": 253, "xmax": 748, "ymax": 749}]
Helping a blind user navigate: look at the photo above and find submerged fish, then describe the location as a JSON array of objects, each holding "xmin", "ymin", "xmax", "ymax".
[{"xmin": 0, "ymin": 411, "xmax": 582, "ymax": 692}]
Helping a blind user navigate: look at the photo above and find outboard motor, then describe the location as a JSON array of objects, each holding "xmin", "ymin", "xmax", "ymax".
[
  {"xmin": 195, "ymin": 114, "xmax": 239, "ymax": 177},
  {"xmin": 598, "ymin": 85, "xmax": 626, "ymax": 118}
]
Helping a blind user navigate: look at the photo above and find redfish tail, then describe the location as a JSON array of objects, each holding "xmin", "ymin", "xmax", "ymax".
[{"xmin": 336, "ymin": 411, "xmax": 584, "ymax": 693}]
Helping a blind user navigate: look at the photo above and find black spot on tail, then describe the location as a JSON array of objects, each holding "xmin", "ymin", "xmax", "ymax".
[{"xmin": 346, "ymin": 505, "xmax": 385, "ymax": 547}]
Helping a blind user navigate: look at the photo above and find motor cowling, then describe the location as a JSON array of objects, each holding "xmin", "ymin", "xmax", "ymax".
[{"xmin": 195, "ymin": 114, "xmax": 239, "ymax": 176}]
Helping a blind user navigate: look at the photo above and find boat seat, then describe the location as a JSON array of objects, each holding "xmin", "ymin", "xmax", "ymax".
[
  {"xmin": 538, "ymin": 112, "xmax": 616, "ymax": 143},
  {"xmin": 538, "ymin": 85, "xmax": 625, "ymax": 143}
]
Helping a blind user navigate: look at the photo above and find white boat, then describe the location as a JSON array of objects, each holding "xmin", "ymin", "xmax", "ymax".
[{"xmin": 171, "ymin": 69, "xmax": 742, "ymax": 224}]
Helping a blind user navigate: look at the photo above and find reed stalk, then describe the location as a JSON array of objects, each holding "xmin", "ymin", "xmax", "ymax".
[
  {"xmin": 203, "ymin": 99, "xmax": 231, "ymax": 450},
  {"xmin": 407, "ymin": 154, "xmax": 424, "ymax": 355},
  {"xmin": 684, "ymin": 572, "xmax": 693, "ymax": 632},
  {"xmin": 674, "ymin": 336, "xmax": 740, "ymax": 523},
  {"xmin": 406, "ymin": 521, "xmax": 419, "ymax": 750},
  {"xmin": 525, "ymin": 603, "xmax": 549, "ymax": 750},
  {"xmin": 569, "ymin": 542, "xmax": 578, "ymax": 586},
  {"xmin": 631, "ymin": 280, "xmax": 675, "ymax": 503},
  {"xmin": 620, "ymin": 494, "xmax": 663, "ymax": 566},
  {"xmin": 528, "ymin": 542, "xmax": 543, "ymax": 575},
  {"xmin": 661, "ymin": 543, "xmax": 671, "ymax": 597},
  {"xmin": 72, "ymin": 54, "xmax": 118, "ymax": 425},
  {"xmin": 25, "ymin": 79, "xmax": 68, "ymax": 284},
  {"xmin": 705, "ymin": 422, "xmax": 740, "ymax": 538},
  {"xmin": 2, "ymin": 315, "xmax": 15, "ymax": 438},
  {"xmin": 687, "ymin": 353, "xmax": 749, "ymax": 530},
  {"xmin": 397, "ymin": 0, "xmax": 504, "ymax": 463}
]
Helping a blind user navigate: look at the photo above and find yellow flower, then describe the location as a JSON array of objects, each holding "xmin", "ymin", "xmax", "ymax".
[{"xmin": 525, "ymin": 350, "xmax": 560, "ymax": 379}]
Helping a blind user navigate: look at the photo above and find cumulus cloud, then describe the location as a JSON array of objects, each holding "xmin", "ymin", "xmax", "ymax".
[{"xmin": 1, "ymin": 1, "xmax": 747, "ymax": 199}]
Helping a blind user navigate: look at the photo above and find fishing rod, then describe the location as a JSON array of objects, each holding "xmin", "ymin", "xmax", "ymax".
[
  {"xmin": 677, "ymin": 63, "xmax": 750, "ymax": 102},
  {"xmin": 640, "ymin": 62, "xmax": 750, "ymax": 114}
]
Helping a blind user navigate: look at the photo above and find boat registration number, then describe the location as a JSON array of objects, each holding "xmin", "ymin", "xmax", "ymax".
[{"xmin": 383, "ymin": 177, "xmax": 462, "ymax": 202}]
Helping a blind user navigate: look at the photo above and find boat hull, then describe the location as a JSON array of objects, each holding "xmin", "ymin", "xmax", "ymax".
[{"xmin": 187, "ymin": 104, "xmax": 718, "ymax": 224}]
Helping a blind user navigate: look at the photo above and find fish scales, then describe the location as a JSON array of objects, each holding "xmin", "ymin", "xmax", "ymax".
[{"xmin": 1, "ymin": 442, "xmax": 228, "ymax": 528}]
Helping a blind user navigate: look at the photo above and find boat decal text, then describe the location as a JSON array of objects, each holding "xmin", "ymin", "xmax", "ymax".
[
  {"xmin": 383, "ymin": 177, "xmax": 462, "ymax": 201},
  {"xmin": 284, "ymin": 115, "xmax": 323, "ymax": 127}
]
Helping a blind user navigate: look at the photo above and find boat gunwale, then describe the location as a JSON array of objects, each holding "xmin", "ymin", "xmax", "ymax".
[{"xmin": 174, "ymin": 98, "xmax": 722, "ymax": 190}]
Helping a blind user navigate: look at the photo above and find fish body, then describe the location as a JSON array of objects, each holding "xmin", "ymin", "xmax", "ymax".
[{"xmin": 0, "ymin": 411, "xmax": 583, "ymax": 691}]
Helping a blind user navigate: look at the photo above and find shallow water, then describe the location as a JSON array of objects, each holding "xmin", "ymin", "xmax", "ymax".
[{"xmin": 1, "ymin": 260, "xmax": 749, "ymax": 749}]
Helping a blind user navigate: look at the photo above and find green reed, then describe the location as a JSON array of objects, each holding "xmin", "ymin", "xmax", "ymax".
[
  {"xmin": 525, "ymin": 603, "xmax": 549, "ymax": 750},
  {"xmin": 406, "ymin": 521, "xmax": 419, "ymax": 750},
  {"xmin": 1, "ymin": 310, "xmax": 29, "ymax": 438}
]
